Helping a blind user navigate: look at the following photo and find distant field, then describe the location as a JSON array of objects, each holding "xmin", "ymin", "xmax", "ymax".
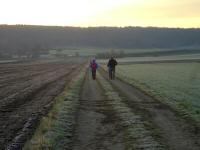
[
  {"xmin": 0, "ymin": 60, "xmax": 19, "ymax": 63},
  {"xmin": 117, "ymin": 54, "xmax": 200, "ymax": 63},
  {"xmin": 50, "ymin": 48, "xmax": 185, "ymax": 56},
  {"xmin": 116, "ymin": 63, "xmax": 200, "ymax": 120},
  {"xmin": 50, "ymin": 48, "xmax": 104, "ymax": 56},
  {"xmin": 99, "ymin": 53, "xmax": 200, "ymax": 64}
]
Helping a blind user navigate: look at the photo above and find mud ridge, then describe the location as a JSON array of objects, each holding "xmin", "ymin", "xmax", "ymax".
[{"xmin": 0, "ymin": 63, "xmax": 83, "ymax": 149}]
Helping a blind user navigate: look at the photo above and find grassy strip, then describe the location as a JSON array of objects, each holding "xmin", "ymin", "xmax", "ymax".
[
  {"xmin": 116, "ymin": 67, "xmax": 200, "ymax": 122},
  {"xmin": 102, "ymin": 65, "xmax": 200, "ymax": 123},
  {"xmin": 23, "ymin": 70, "xmax": 85, "ymax": 150},
  {"xmin": 97, "ymin": 71, "xmax": 164, "ymax": 150}
]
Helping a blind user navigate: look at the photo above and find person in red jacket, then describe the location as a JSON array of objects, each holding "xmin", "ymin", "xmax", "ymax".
[{"xmin": 90, "ymin": 59, "xmax": 99, "ymax": 80}]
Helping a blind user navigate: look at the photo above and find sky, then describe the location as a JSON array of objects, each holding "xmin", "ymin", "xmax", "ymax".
[{"xmin": 0, "ymin": 0, "xmax": 200, "ymax": 28}]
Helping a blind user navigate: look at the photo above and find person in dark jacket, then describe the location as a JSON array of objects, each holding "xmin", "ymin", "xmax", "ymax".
[{"xmin": 107, "ymin": 57, "xmax": 117, "ymax": 79}]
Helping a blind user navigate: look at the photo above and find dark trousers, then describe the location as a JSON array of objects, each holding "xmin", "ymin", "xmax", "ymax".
[
  {"xmin": 109, "ymin": 68, "xmax": 115, "ymax": 79},
  {"xmin": 92, "ymin": 69, "xmax": 96, "ymax": 80}
]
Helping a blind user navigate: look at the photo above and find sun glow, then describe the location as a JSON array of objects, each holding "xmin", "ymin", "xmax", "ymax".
[{"xmin": 0, "ymin": 0, "xmax": 200, "ymax": 28}]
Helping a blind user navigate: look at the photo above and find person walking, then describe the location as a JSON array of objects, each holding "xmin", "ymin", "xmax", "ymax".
[
  {"xmin": 90, "ymin": 59, "xmax": 98, "ymax": 80},
  {"xmin": 107, "ymin": 57, "xmax": 117, "ymax": 80}
]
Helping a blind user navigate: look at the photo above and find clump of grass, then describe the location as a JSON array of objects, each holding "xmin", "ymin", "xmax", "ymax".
[
  {"xmin": 23, "ymin": 71, "xmax": 85, "ymax": 150},
  {"xmin": 97, "ymin": 72, "xmax": 164, "ymax": 150}
]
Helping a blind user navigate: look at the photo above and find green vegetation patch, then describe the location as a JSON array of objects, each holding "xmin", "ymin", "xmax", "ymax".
[
  {"xmin": 23, "ymin": 71, "xmax": 85, "ymax": 150},
  {"xmin": 97, "ymin": 72, "xmax": 164, "ymax": 149},
  {"xmin": 117, "ymin": 63, "xmax": 200, "ymax": 121}
]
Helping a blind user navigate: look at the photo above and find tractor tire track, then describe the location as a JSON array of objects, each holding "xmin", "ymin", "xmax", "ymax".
[
  {"xmin": 99, "ymin": 68, "xmax": 200, "ymax": 150},
  {"xmin": 72, "ymin": 70, "xmax": 126, "ymax": 150}
]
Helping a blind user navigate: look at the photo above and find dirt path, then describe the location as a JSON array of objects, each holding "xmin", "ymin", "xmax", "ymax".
[
  {"xmin": 72, "ymin": 70, "xmax": 126, "ymax": 150},
  {"xmin": 99, "ymin": 68, "xmax": 200, "ymax": 150}
]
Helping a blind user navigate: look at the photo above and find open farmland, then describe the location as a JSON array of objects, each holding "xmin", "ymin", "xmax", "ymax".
[
  {"xmin": 0, "ymin": 59, "xmax": 85, "ymax": 149},
  {"xmin": 1, "ymin": 58, "xmax": 200, "ymax": 150},
  {"xmin": 117, "ymin": 62, "xmax": 200, "ymax": 120},
  {"xmin": 24, "ymin": 61, "xmax": 200, "ymax": 150}
]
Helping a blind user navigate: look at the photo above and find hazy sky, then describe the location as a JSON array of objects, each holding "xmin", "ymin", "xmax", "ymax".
[{"xmin": 0, "ymin": 0, "xmax": 200, "ymax": 28}]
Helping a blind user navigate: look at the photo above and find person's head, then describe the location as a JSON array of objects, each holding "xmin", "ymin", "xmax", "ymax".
[{"xmin": 92, "ymin": 59, "xmax": 96, "ymax": 63}]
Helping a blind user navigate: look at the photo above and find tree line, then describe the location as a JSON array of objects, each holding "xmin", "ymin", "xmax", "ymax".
[{"xmin": 0, "ymin": 25, "xmax": 200, "ymax": 57}]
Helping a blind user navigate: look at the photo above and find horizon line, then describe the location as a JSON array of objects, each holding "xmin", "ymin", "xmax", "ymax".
[{"xmin": 0, "ymin": 24, "xmax": 200, "ymax": 29}]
